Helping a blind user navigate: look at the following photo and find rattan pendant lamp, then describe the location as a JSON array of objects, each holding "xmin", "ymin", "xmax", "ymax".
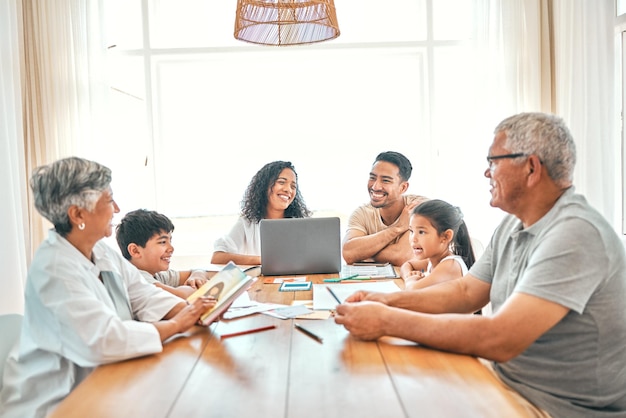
[{"xmin": 234, "ymin": 0, "xmax": 340, "ymax": 46}]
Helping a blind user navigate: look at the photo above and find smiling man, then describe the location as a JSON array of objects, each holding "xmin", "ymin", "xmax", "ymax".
[
  {"xmin": 342, "ymin": 151, "xmax": 428, "ymax": 266},
  {"xmin": 335, "ymin": 113, "xmax": 626, "ymax": 417}
]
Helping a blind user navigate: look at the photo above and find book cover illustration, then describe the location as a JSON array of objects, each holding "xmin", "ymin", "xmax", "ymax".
[{"xmin": 187, "ymin": 261, "xmax": 256, "ymax": 325}]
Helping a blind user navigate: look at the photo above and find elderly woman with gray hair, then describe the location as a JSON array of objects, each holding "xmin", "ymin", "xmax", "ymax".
[{"xmin": 0, "ymin": 157, "xmax": 215, "ymax": 418}]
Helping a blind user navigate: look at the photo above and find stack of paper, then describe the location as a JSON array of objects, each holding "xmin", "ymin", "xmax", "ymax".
[{"xmin": 340, "ymin": 263, "xmax": 397, "ymax": 278}]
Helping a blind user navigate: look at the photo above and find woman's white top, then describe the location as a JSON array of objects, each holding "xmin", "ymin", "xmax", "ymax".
[
  {"xmin": 0, "ymin": 230, "xmax": 182, "ymax": 418},
  {"xmin": 213, "ymin": 217, "xmax": 261, "ymax": 256}
]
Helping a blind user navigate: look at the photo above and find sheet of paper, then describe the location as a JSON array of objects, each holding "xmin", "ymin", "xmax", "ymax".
[
  {"xmin": 288, "ymin": 299, "xmax": 330, "ymax": 319},
  {"xmin": 291, "ymin": 300, "xmax": 313, "ymax": 307},
  {"xmin": 312, "ymin": 281, "xmax": 401, "ymax": 310},
  {"xmin": 229, "ymin": 291, "xmax": 254, "ymax": 308},
  {"xmin": 266, "ymin": 304, "xmax": 313, "ymax": 318},
  {"xmin": 296, "ymin": 310, "xmax": 332, "ymax": 320},
  {"xmin": 223, "ymin": 300, "xmax": 285, "ymax": 320}
]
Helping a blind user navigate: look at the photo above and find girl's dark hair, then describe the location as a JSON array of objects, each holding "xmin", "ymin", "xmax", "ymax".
[
  {"xmin": 241, "ymin": 161, "xmax": 312, "ymax": 223},
  {"xmin": 412, "ymin": 199, "xmax": 476, "ymax": 268}
]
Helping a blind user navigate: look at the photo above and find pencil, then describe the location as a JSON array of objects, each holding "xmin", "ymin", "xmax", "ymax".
[
  {"xmin": 220, "ymin": 324, "xmax": 276, "ymax": 340},
  {"xmin": 342, "ymin": 274, "xmax": 360, "ymax": 280},
  {"xmin": 294, "ymin": 323, "xmax": 323, "ymax": 344},
  {"xmin": 323, "ymin": 274, "xmax": 359, "ymax": 282},
  {"xmin": 325, "ymin": 286, "xmax": 342, "ymax": 304}
]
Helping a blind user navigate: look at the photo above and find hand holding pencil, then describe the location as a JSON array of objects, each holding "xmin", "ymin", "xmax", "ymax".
[{"xmin": 326, "ymin": 286, "xmax": 342, "ymax": 305}]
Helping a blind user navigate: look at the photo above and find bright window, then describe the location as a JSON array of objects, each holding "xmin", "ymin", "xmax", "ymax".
[{"xmin": 99, "ymin": 0, "xmax": 504, "ymax": 265}]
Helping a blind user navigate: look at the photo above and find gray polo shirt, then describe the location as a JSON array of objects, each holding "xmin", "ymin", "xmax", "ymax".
[{"xmin": 470, "ymin": 187, "xmax": 626, "ymax": 417}]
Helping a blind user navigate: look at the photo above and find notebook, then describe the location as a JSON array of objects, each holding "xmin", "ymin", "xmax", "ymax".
[
  {"xmin": 260, "ymin": 217, "xmax": 341, "ymax": 276},
  {"xmin": 340, "ymin": 263, "xmax": 398, "ymax": 279}
]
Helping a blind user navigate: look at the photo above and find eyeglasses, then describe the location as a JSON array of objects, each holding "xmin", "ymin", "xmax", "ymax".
[{"xmin": 486, "ymin": 153, "xmax": 528, "ymax": 171}]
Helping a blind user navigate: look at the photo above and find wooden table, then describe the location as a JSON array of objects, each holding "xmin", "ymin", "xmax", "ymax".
[{"xmin": 50, "ymin": 273, "xmax": 531, "ymax": 418}]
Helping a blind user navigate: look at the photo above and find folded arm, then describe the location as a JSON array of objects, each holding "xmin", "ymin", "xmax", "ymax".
[
  {"xmin": 342, "ymin": 228, "xmax": 413, "ymax": 266},
  {"xmin": 403, "ymin": 258, "xmax": 463, "ymax": 290}
]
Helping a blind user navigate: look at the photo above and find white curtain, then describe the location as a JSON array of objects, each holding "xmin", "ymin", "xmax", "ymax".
[
  {"xmin": 473, "ymin": 0, "xmax": 546, "ymax": 118},
  {"xmin": 552, "ymin": 0, "xmax": 617, "ymax": 227},
  {"xmin": 0, "ymin": 0, "xmax": 107, "ymax": 315},
  {"xmin": 457, "ymin": 0, "xmax": 548, "ymax": 242},
  {"xmin": 0, "ymin": 0, "xmax": 27, "ymax": 315},
  {"xmin": 474, "ymin": 0, "xmax": 618, "ymax": 230},
  {"xmin": 21, "ymin": 0, "xmax": 108, "ymax": 257}
]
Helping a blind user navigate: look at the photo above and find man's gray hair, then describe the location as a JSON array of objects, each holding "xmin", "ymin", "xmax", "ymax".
[
  {"xmin": 30, "ymin": 157, "xmax": 112, "ymax": 236},
  {"xmin": 495, "ymin": 112, "xmax": 576, "ymax": 187}
]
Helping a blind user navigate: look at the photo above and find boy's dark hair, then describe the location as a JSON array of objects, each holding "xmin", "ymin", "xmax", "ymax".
[
  {"xmin": 374, "ymin": 151, "xmax": 413, "ymax": 182},
  {"xmin": 115, "ymin": 209, "xmax": 175, "ymax": 260}
]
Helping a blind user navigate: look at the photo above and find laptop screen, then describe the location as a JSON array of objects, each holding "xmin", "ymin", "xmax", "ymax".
[{"xmin": 260, "ymin": 217, "xmax": 341, "ymax": 276}]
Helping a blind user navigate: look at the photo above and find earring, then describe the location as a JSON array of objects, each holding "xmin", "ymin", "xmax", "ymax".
[{"xmin": 78, "ymin": 223, "xmax": 85, "ymax": 231}]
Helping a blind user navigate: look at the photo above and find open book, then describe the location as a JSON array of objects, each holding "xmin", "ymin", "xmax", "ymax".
[{"xmin": 186, "ymin": 261, "xmax": 257, "ymax": 326}]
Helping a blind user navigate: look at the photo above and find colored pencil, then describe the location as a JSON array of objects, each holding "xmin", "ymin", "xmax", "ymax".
[
  {"xmin": 294, "ymin": 323, "xmax": 323, "ymax": 344},
  {"xmin": 220, "ymin": 324, "xmax": 276, "ymax": 340},
  {"xmin": 325, "ymin": 286, "xmax": 342, "ymax": 304}
]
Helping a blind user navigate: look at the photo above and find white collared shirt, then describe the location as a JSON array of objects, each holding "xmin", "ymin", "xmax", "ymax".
[{"xmin": 0, "ymin": 230, "xmax": 183, "ymax": 418}]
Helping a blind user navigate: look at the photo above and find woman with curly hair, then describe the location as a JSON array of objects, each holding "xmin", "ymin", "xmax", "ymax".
[{"xmin": 211, "ymin": 161, "xmax": 311, "ymax": 265}]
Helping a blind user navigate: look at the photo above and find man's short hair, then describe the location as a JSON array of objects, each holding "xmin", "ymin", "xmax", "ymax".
[{"xmin": 374, "ymin": 151, "xmax": 413, "ymax": 182}]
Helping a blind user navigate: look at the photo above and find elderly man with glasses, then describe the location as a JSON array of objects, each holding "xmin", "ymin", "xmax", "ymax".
[{"xmin": 334, "ymin": 112, "xmax": 626, "ymax": 418}]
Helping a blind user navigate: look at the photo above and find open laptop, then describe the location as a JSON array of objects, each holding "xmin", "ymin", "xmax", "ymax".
[{"xmin": 260, "ymin": 217, "xmax": 341, "ymax": 276}]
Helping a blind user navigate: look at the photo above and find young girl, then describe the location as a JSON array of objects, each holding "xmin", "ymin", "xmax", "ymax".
[{"xmin": 400, "ymin": 199, "xmax": 475, "ymax": 290}]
